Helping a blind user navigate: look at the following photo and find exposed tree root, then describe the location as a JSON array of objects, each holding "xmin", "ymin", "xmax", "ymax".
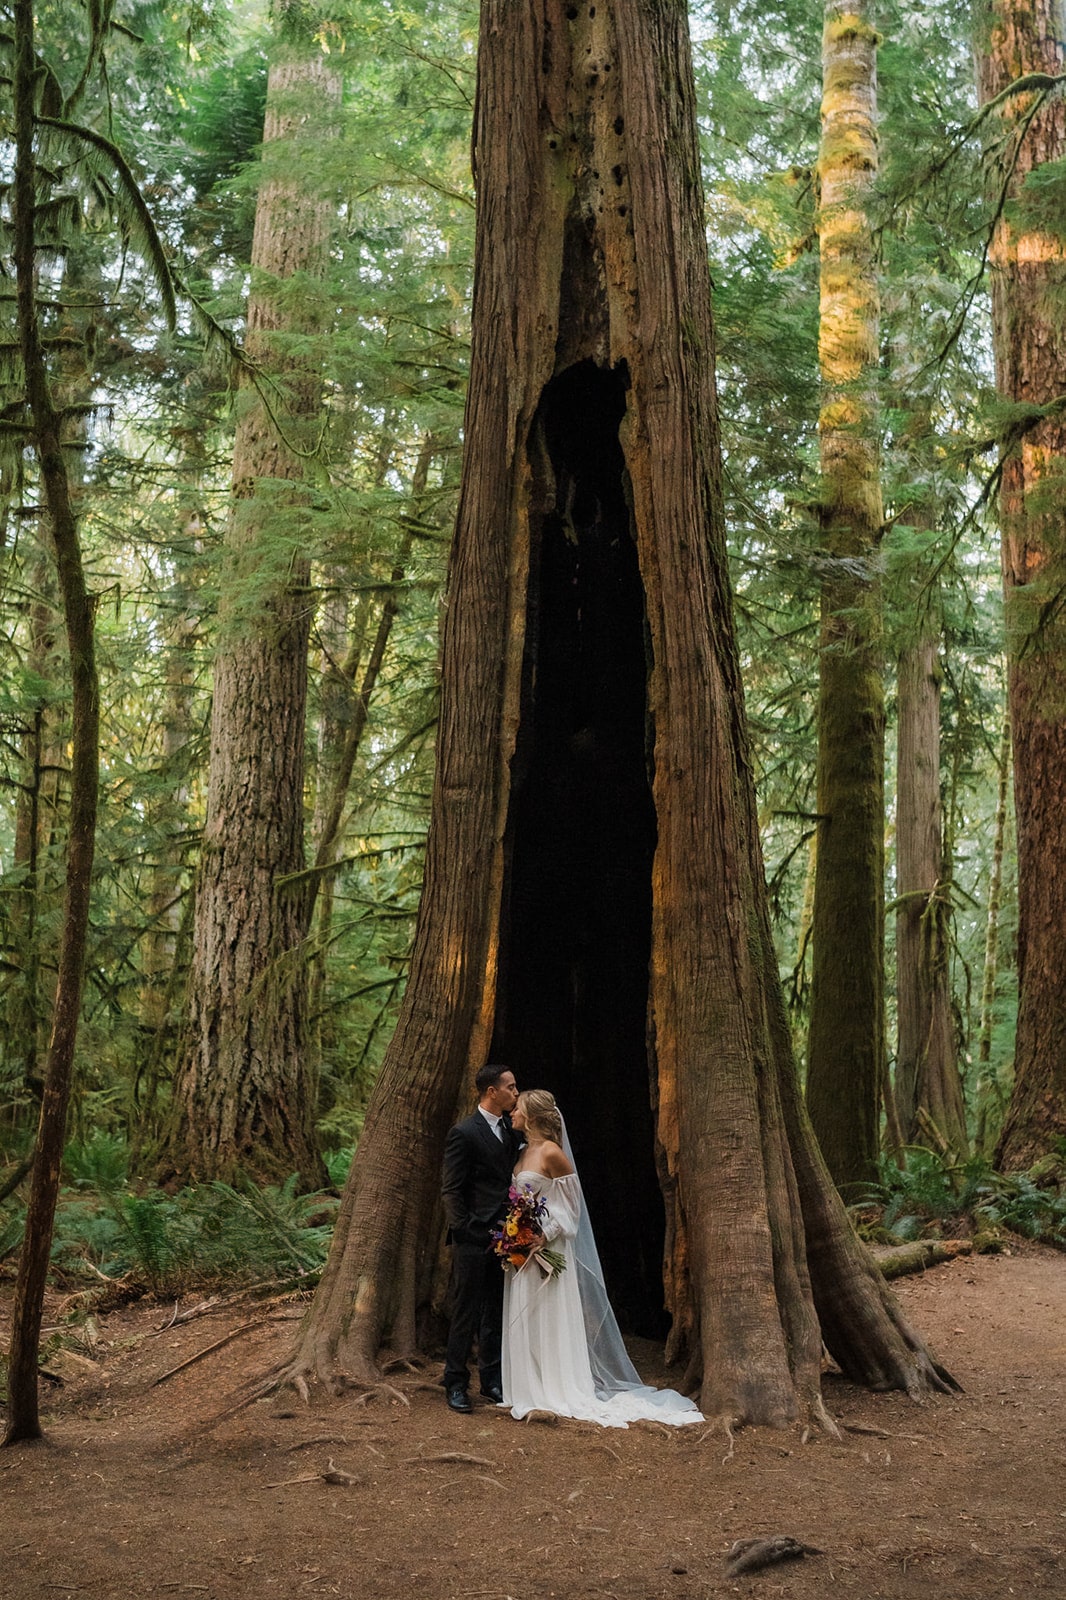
[{"xmin": 725, "ymin": 1537, "xmax": 823, "ymax": 1579}]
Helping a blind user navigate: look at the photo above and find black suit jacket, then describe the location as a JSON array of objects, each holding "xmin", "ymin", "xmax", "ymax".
[{"xmin": 441, "ymin": 1111, "xmax": 517, "ymax": 1249}]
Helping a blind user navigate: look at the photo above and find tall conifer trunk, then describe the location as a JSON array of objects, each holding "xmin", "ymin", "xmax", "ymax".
[
  {"xmin": 894, "ymin": 637, "xmax": 967, "ymax": 1149},
  {"xmin": 279, "ymin": 0, "xmax": 952, "ymax": 1428},
  {"xmin": 976, "ymin": 0, "xmax": 1066, "ymax": 1170},
  {"xmin": 975, "ymin": 715, "xmax": 1011, "ymax": 1154},
  {"xmin": 805, "ymin": 0, "xmax": 886, "ymax": 1192},
  {"xmin": 163, "ymin": 47, "xmax": 341, "ymax": 1185}
]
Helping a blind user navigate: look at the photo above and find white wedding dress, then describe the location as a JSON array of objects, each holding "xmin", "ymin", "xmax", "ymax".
[{"xmin": 501, "ymin": 1170, "xmax": 703, "ymax": 1428}]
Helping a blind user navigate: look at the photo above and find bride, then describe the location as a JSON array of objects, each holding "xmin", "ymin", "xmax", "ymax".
[{"xmin": 502, "ymin": 1089, "xmax": 703, "ymax": 1428}]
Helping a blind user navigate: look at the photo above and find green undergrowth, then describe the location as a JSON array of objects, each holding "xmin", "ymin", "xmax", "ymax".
[
  {"xmin": 851, "ymin": 1145, "xmax": 1066, "ymax": 1249},
  {"xmin": 1, "ymin": 1131, "xmax": 342, "ymax": 1300}
]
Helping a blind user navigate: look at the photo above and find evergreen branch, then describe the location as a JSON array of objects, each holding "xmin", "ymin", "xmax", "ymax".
[
  {"xmin": 34, "ymin": 115, "xmax": 176, "ymax": 330},
  {"xmin": 884, "ymin": 73, "xmax": 1066, "ymax": 217},
  {"xmin": 910, "ymin": 88, "xmax": 1050, "ymax": 386},
  {"xmin": 62, "ymin": 0, "xmax": 113, "ymax": 120},
  {"xmin": 108, "ymin": 20, "xmax": 145, "ymax": 43}
]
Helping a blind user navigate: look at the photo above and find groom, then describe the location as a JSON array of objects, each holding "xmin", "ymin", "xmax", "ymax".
[{"xmin": 440, "ymin": 1064, "xmax": 520, "ymax": 1413}]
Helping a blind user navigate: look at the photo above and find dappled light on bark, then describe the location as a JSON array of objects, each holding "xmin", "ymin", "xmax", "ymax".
[{"xmin": 805, "ymin": 0, "xmax": 886, "ymax": 1195}]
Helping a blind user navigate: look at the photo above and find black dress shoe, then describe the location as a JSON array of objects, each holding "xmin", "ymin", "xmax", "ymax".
[
  {"xmin": 479, "ymin": 1384, "xmax": 504, "ymax": 1404},
  {"xmin": 445, "ymin": 1385, "xmax": 472, "ymax": 1414}
]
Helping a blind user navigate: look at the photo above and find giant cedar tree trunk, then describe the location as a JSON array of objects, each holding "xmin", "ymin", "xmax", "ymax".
[
  {"xmin": 280, "ymin": 0, "xmax": 952, "ymax": 1429},
  {"xmin": 805, "ymin": 0, "xmax": 886, "ymax": 1193},
  {"xmin": 894, "ymin": 638, "xmax": 967, "ymax": 1149},
  {"xmin": 163, "ymin": 50, "xmax": 340, "ymax": 1186},
  {"xmin": 976, "ymin": 0, "xmax": 1066, "ymax": 1170}
]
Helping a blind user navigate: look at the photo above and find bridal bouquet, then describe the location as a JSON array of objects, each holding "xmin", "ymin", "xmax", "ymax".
[{"xmin": 491, "ymin": 1184, "xmax": 566, "ymax": 1278}]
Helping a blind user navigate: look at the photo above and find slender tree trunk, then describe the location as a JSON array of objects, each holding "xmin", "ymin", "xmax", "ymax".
[
  {"xmin": 277, "ymin": 0, "xmax": 952, "ymax": 1429},
  {"xmin": 131, "ymin": 512, "xmax": 201, "ymax": 1160},
  {"xmin": 304, "ymin": 437, "xmax": 435, "ymax": 1067},
  {"xmin": 975, "ymin": 713, "xmax": 1011, "ymax": 1154},
  {"xmin": 4, "ymin": 0, "xmax": 100, "ymax": 1444},
  {"xmin": 894, "ymin": 637, "xmax": 968, "ymax": 1150},
  {"xmin": 976, "ymin": 0, "xmax": 1066, "ymax": 1170},
  {"xmin": 8, "ymin": 261, "xmax": 90, "ymax": 1115},
  {"xmin": 8, "ymin": 555, "xmax": 62, "ymax": 1109},
  {"xmin": 806, "ymin": 0, "xmax": 886, "ymax": 1193},
  {"xmin": 163, "ymin": 48, "xmax": 341, "ymax": 1186}
]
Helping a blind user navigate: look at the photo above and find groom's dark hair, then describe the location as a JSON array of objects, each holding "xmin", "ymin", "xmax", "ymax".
[{"xmin": 476, "ymin": 1063, "xmax": 510, "ymax": 1096}]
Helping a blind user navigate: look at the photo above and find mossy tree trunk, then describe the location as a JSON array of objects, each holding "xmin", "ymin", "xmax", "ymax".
[
  {"xmin": 8, "ymin": 549, "xmax": 63, "ymax": 1113},
  {"xmin": 162, "ymin": 47, "xmax": 341, "ymax": 1186},
  {"xmin": 894, "ymin": 636, "xmax": 967, "ymax": 1150},
  {"xmin": 805, "ymin": 1, "xmax": 886, "ymax": 1195},
  {"xmin": 4, "ymin": 0, "xmax": 100, "ymax": 1444},
  {"xmin": 976, "ymin": 0, "xmax": 1066, "ymax": 1171},
  {"xmin": 279, "ymin": 0, "xmax": 953, "ymax": 1430}
]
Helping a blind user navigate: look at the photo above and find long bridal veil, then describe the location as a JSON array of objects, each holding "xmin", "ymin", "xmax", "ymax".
[{"xmin": 560, "ymin": 1116, "xmax": 700, "ymax": 1416}]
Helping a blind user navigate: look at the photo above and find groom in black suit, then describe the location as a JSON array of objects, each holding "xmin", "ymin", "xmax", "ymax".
[{"xmin": 440, "ymin": 1064, "xmax": 520, "ymax": 1413}]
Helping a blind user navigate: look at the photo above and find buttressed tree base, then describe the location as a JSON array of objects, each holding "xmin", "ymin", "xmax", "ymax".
[{"xmin": 280, "ymin": 0, "xmax": 955, "ymax": 1429}]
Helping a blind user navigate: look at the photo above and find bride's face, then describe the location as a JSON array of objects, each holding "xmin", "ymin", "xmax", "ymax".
[{"xmin": 511, "ymin": 1102, "xmax": 528, "ymax": 1133}]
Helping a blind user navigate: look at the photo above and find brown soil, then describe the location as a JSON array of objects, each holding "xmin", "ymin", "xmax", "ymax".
[{"xmin": 1, "ymin": 1248, "xmax": 1064, "ymax": 1600}]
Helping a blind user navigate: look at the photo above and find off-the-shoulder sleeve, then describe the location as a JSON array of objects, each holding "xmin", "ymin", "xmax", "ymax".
[{"xmin": 540, "ymin": 1173, "xmax": 581, "ymax": 1243}]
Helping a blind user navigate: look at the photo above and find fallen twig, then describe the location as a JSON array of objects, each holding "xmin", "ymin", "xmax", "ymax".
[
  {"xmin": 404, "ymin": 1451, "xmax": 497, "ymax": 1467},
  {"xmin": 150, "ymin": 1313, "xmax": 299, "ymax": 1387},
  {"xmin": 284, "ymin": 1435, "xmax": 350, "ymax": 1453}
]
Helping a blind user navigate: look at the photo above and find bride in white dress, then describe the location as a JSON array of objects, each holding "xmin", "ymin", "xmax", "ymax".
[{"xmin": 501, "ymin": 1089, "xmax": 703, "ymax": 1428}]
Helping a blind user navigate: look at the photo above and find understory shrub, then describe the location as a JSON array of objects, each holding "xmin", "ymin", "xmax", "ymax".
[
  {"xmin": 853, "ymin": 1147, "xmax": 1066, "ymax": 1247},
  {"xmin": 0, "ymin": 1139, "xmax": 339, "ymax": 1295}
]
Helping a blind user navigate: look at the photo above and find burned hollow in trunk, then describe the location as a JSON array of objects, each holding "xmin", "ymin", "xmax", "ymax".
[{"xmin": 492, "ymin": 360, "xmax": 665, "ymax": 1337}]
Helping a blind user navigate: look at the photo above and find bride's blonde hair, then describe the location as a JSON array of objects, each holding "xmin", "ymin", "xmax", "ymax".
[{"xmin": 518, "ymin": 1089, "xmax": 563, "ymax": 1145}]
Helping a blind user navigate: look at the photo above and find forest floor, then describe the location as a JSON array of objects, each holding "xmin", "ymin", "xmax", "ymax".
[{"xmin": 0, "ymin": 1247, "xmax": 1064, "ymax": 1600}]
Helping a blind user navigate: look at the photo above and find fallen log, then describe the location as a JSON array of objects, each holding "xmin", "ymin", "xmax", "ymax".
[{"xmin": 871, "ymin": 1239, "xmax": 972, "ymax": 1279}]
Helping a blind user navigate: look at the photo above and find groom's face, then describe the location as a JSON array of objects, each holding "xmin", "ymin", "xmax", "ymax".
[{"xmin": 486, "ymin": 1071, "xmax": 518, "ymax": 1115}]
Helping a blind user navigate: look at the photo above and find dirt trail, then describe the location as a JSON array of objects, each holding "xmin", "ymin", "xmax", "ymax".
[{"xmin": 1, "ymin": 1249, "xmax": 1064, "ymax": 1600}]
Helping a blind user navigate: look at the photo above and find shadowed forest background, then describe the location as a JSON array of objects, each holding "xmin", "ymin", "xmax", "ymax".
[{"xmin": 2, "ymin": 0, "xmax": 1066, "ymax": 1439}]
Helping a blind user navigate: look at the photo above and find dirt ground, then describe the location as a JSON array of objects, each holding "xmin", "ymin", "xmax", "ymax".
[{"xmin": 1, "ymin": 1248, "xmax": 1064, "ymax": 1600}]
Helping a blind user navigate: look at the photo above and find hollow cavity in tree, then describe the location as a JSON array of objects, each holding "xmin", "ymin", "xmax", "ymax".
[{"xmin": 491, "ymin": 359, "xmax": 665, "ymax": 1336}]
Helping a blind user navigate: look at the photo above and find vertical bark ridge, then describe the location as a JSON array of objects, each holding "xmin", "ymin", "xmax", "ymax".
[{"xmin": 976, "ymin": 0, "xmax": 1066, "ymax": 1170}]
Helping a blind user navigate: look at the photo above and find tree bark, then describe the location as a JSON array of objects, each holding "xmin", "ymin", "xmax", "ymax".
[
  {"xmin": 894, "ymin": 637, "xmax": 968, "ymax": 1151},
  {"xmin": 976, "ymin": 0, "xmax": 1066, "ymax": 1171},
  {"xmin": 163, "ymin": 48, "xmax": 341, "ymax": 1187},
  {"xmin": 4, "ymin": 0, "xmax": 100, "ymax": 1444},
  {"xmin": 277, "ymin": 0, "xmax": 953, "ymax": 1429},
  {"xmin": 975, "ymin": 713, "xmax": 1011, "ymax": 1155},
  {"xmin": 805, "ymin": 0, "xmax": 886, "ymax": 1194}
]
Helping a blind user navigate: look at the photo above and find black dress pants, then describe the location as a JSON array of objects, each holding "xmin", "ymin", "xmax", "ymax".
[{"xmin": 443, "ymin": 1243, "xmax": 504, "ymax": 1392}]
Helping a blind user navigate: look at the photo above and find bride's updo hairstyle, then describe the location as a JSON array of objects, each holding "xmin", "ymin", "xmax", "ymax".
[{"xmin": 518, "ymin": 1089, "xmax": 563, "ymax": 1145}]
